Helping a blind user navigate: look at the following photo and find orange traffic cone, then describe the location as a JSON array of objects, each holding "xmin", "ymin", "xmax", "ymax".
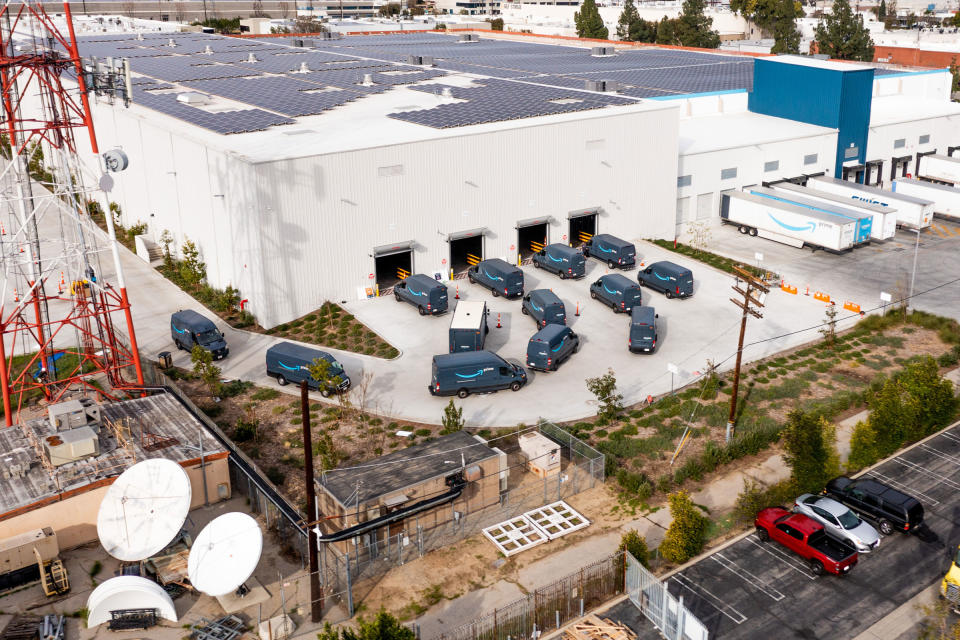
[
  {"xmin": 13, "ymin": 288, "xmax": 18, "ymax": 302},
  {"xmin": 575, "ymin": 301, "xmax": 580, "ymax": 316},
  {"xmin": 455, "ymin": 286, "xmax": 459, "ymax": 300},
  {"xmin": 496, "ymin": 313, "xmax": 502, "ymax": 329}
]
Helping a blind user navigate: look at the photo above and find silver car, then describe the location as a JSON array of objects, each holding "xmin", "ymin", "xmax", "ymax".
[{"xmin": 794, "ymin": 494, "xmax": 881, "ymax": 553}]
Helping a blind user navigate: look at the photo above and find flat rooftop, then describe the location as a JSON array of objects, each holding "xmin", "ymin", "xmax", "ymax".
[
  {"xmin": 319, "ymin": 430, "xmax": 497, "ymax": 507},
  {"xmin": 0, "ymin": 392, "xmax": 224, "ymax": 519}
]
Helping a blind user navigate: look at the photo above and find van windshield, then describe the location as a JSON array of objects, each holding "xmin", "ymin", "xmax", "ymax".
[{"xmin": 196, "ymin": 329, "xmax": 221, "ymax": 345}]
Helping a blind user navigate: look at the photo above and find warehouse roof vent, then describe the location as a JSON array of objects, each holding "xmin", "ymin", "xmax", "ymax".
[
  {"xmin": 406, "ymin": 55, "xmax": 435, "ymax": 66},
  {"xmin": 245, "ymin": 52, "xmax": 259, "ymax": 63},
  {"xmin": 458, "ymin": 33, "xmax": 480, "ymax": 43},
  {"xmin": 591, "ymin": 46, "xmax": 616, "ymax": 57},
  {"xmin": 358, "ymin": 73, "xmax": 374, "ymax": 86},
  {"xmin": 203, "ymin": 45, "xmax": 213, "ymax": 54},
  {"xmin": 176, "ymin": 92, "xmax": 211, "ymax": 106},
  {"xmin": 584, "ymin": 80, "xmax": 619, "ymax": 93}
]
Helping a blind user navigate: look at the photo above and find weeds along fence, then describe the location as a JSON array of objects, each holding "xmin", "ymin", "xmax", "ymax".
[{"xmin": 435, "ymin": 552, "xmax": 626, "ymax": 640}]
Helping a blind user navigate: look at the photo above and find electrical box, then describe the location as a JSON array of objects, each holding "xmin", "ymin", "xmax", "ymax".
[
  {"xmin": 43, "ymin": 426, "xmax": 100, "ymax": 467},
  {"xmin": 48, "ymin": 398, "xmax": 100, "ymax": 432},
  {"xmin": 0, "ymin": 528, "xmax": 59, "ymax": 576},
  {"xmin": 518, "ymin": 432, "xmax": 560, "ymax": 479}
]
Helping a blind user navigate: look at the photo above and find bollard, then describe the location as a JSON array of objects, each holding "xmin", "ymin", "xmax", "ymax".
[
  {"xmin": 575, "ymin": 301, "xmax": 580, "ymax": 316},
  {"xmin": 455, "ymin": 286, "xmax": 459, "ymax": 300},
  {"xmin": 805, "ymin": 285, "xmax": 810, "ymax": 296},
  {"xmin": 496, "ymin": 313, "xmax": 502, "ymax": 329}
]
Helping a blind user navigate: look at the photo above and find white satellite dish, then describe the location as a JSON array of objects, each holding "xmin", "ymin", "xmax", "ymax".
[
  {"xmin": 97, "ymin": 459, "xmax": 192, "ymax": 561},
  {"xmin": 188, "ymin": 512, "xmax": 263, "ymax": 597},
  {"xmin": 86, "ymin": 576, "xmax": 178, "ymax": 627}
]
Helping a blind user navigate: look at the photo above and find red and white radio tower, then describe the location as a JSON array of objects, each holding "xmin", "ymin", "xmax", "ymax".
[{"xmin": 0, "ymin": 1, "xmax": 144, "ymax": 426}]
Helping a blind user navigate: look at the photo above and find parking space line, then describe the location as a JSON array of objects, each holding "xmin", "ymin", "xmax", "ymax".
[
  {"xmin": 671, "ymin": 572, "xmax": 748, "ymax": 624},
  {"xmin": 939, "ymin": 431, "xmax": 960, "ymax": 446},
  {"xmin": 711, "ymin": 552, "xmax": 786, "ymax": 601},
  {"xmin": 892, "ymin": 457, "xmax": 960, "ymax": 491},
  {"xmin": 919, "ymin": 443, "xmax": 960, "ymax": 467},
  {"xmin": 746, "ymin": 536, "xmax": 817, "ymax": 580},
  {"xmin": 867, "ymin": 471, "xmax": 941, "ymax": 506}
]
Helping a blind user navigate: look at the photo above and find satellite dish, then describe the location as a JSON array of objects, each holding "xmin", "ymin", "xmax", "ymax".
[
  {"xmin": 97, "ymin": 459, "xmax": 192, "ymax": 561},
  {"xmin": 188, "ymin": 512, "xmax": 263, "ymax": 597},
  {"xmin": 86, "ymin": 576, "xmax": 178, "ymax": 627}
]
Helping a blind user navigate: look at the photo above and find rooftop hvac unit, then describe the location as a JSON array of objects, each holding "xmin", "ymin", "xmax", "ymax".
[
  {"xmin": 246, "ymin": 52, "xmax": 259, "ymax": 63},
  {"xmin": 1, "ymin": 447, "xmax": 32, "ymax": 479},
  {"xmin": 458, "ymin": 33, "xmax": 480, "ymax": 42},
  {"xmin": 590, "ymin": 46, "xmax": 616, "ymax": 56},
  {"xmin": 585, "ymin": 80, "xmax": 619, "ymax": 92},
  {"xmin": 177, "ymin": 92, "xmax": 211, "ymax": 106},
  {"xmin": 407, "ymin": 55, "xmax": 435, "ymax": 66},
  {"xmin": 43, "ymin": 426, "xmax": 100, "ymax": 467},
  {"xmin": 48, "ymin": 398, "xmax": 100, "ymax": 432}
]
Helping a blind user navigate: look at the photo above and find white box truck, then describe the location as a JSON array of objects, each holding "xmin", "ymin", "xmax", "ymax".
[
  {"xmin": 918, "ymin": 153, "xmax": 960, "ymax": 185},
  {"xmin": 771, "ymin": 182, "xmax": 897, "ymax": 240},
  {"xmin": 893, "ymin": 177, "xmax": 960, "ymax": 221},
  {"xmin": 720, "ymin": 191, "xmax": 857, "ymax": 251},
  {"xmin": 745, "ymin": 185, "xmax": 873, "ymax": 245},
  {"xmin": 807, "ymin": 176, "xmax": 933, "ymax": 230}
]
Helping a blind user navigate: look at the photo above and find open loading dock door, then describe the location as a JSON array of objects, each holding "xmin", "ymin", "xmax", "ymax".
[
  {"xmin": 373, "ymin": 241, "xmax": 414, "ymax": 291},
  {"xmin": 568, "ymin": 209, "xmax": 597, "ymax": 248},
  {"xmin": 516, "ymin": 217, "xmax": 551, "ymax": 262},
  {"xmin": 448, "ymin": 228, "xmax": 486, "ymax": 276},
  {"xmin": 891, "ymin": 155, "xmax": 911, "ymax": 181},
  {"xmin": 842, "ymin": 164, "xmax": 865, "ymax": 183}
]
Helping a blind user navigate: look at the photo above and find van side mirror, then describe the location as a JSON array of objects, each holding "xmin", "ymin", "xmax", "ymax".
[{"xmin": 655, "ymin": 314, "xmax": 659, "ymax": 318}]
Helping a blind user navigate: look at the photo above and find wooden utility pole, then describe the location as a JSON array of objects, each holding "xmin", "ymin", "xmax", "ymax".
[
  {"xmin": 726, "ymin": 266, "xmax": 770, "ymax": 443},
  {"xmin": 301, "ymin": 381, "xmax": 323, "ymax": 622}
]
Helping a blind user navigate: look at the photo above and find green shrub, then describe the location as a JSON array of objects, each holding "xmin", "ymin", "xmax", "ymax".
[
  {"xmin": 414, "ymin": 428, "xmax": 432, "ymax": 437},
  {"xmin": 265, "ymin": 466, "xmax": 285, "ymax": 486},
  {"xmin": 233, "ymin": 417, "xmax": 259, "ymax": 442},
  {"xmin": 251, "ymin": 387, "xmax": 280, "ymax": 401},
  {"xmin": 660, "ymin": 491, "xmax": 709, "ymax": 564},
  {"xmin": 732, "ymin": 478, "xmax": 796, "ymax": 525},
  {"xmin": 618, "ymin": 530, "xmax": 650, "ymax": 568}
]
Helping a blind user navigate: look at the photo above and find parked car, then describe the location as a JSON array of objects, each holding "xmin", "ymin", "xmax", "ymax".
[
  {"xmin": 429, "ymin": 351, "xmax": 527, "ymax": 398},
  {"xmin": 521, "ymin": 289, "xmax": 566, "ymax": 328},
  {"xmin": 526, "ymin": 324, "xmax": 580, "ymax": 372},
  {"xmin": 628, "ymin": 306, "xmax": 658, "ymax": 353},
  {"xmin": 793, "ymin": 494, "xmax": 880, "ymax": 552},
  {"xmin": 467, "ymin": 259, "xmax": 524, "ymax": 298},
  {"xmin": 582, "ymin": 234, "xmax": 636, "ymax": 269},
  {"xmin": 755, "ymin": 507, "xmax": 858, "ymax": 576},
  {"xmin": 393, "ymin": 274, "xmax": 448, "ymax": 315},
  {"xmin": 171, "ymin": 310, "xmax": 228, "ymax": 360},
  {"xmin": 589, "ymin": 274, "xmax": 642, "ymax": 313},
  {"xmin": 824, "ymin": 476, "xmax": 925, "ymax": 535},
  {"xmin": 265, "ymin": 341, "xmax": 350, "ymax": 397},
  {"xmin": 637, "ymin": 261, "xmax": 694, "ymax": 299},
  {"xmin": 531, "ymin": 243, "xmax": 585, "ymax": 279}
]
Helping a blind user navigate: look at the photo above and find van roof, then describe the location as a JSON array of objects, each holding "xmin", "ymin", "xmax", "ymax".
[
  {"xmin": 546, "ymin": 243, "xmax": 581, "ymax": 257},
  {"xmin": 528, "ymin": 289, "xmax": 562, "ymax": 306},
  {"xmin": 601, "ymin": 273, "xmax": 637, "ymax": 289},
  {"xmin": 631, "ymin": 306, "xmax": 656, "ymax": 322},
  {"xmin": 531, "ymin": 324, "xmax": 568, "ymax": 341},
  {"xmin": 593, "ymin": 234, "xmax": 634, "ymax": 248},
  {"xmin": 480, "ymin": 258, "xmax": 521, "ymax": 274},
  {"xmin": 266, "ymin": 341, "xmax": 333, "ymax": 363},
  {"xmin": 172, "ymin": 309, "xmax": 215, "ymax": 328},
  {"xmin": 433, "ymin": 350, "xmax": 506, "ymax": 368},
  {"xmin": 450, "ymin": 300, "xmax": 486, "ymax": 329},
  {"xmin": 404, "ymin": 274, "xmax": 444, "ymax": 289},
  {"xmin": 649, "ymin": 261, "xmax": 691, "ymax": 277}
]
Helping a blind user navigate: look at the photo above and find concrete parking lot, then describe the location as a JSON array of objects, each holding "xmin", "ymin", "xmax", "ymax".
[{"xmin": 601, "ymin": 420, "xmax": 960, "ymax": 639}]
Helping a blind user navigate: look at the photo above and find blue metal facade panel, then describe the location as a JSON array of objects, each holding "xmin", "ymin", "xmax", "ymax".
[{"xmin": 748, "ymin": 57, "xmax": 874, "ymax": 180}]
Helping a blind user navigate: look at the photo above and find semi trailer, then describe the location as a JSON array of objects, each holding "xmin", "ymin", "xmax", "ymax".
[{"xmin": 720, "ymin": 191, "xmax": 857, "ymax": 251}]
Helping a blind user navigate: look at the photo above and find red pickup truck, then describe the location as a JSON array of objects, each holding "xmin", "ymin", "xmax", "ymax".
[{"xmin": 755, "ymin": 507, "xmax": 859, "ymax": 576}]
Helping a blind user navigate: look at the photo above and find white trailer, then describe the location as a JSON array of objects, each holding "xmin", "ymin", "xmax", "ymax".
[
  {"xmin": 917, "ymin": 153, "xmax": 960, "ymax": 185},
  {"xmin": 892, "ymin": 178, "xmax": 960, "ymax": 221},
  {"xmin": 770, "ymin": 182, "xmax": 897, "ymax": 240},
  {"xmin": 745, "ymin": 185, "xmax": 873, "ymax": 245},
  {"xmin": 720, "ymin": 191, "xmax": 857, "ymax": 251},
  {"xmin": 807, "ymin": 176, "xmax": 933, "ymax": 230}
]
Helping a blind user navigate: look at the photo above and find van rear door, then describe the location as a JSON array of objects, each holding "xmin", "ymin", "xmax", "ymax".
[{"xmin": 624, "ymin": 287, "xmax": 642, "ymax": 309}]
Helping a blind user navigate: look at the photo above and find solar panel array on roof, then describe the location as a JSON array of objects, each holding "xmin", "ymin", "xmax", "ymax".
[{"xmin": 131, "ymin": 86, "xmax": 294, "ymax": 134}]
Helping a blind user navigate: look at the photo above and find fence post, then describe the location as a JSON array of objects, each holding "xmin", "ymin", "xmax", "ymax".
[
  {"xmin": 345, "ymin": 557, "xmax": 354, "ymax": 617},
  {"xmin": 555, "ymin": 611, "xmax": 560, "ymax": 630},
  {"xmin": 677, "ymin": 595, "xmax": 685, "ymax": 640},
  {"xmin": 418, "ymin": 524, "xmax": 424, "ymax": 557}
]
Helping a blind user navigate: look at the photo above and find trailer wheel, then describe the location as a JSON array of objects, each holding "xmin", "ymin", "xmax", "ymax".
[
  {"xmin": 748, "ymin": 227, "xmax": 758, "ymax": 237},
  {"xmin": 457, "ymin": 388, "xmax": 470, "ymax": 399},
  {"xmin": 276, "ymin": 375, "xmax": 288, "ymax": 387},
  {"xmin": 510, "ymin": 381, "xmax": 522, "ymax": 392},
  {"xmin": 738, "ymin": 225, "xmax": 748, "ymax": 234}
]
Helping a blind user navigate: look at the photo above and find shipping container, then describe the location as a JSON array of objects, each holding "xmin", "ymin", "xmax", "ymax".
[
  {"xmin": 720, "ymin": 191, "xmax": 856, "ymax": 251},
  {"xmin": 917, "ymin": 153, "xmax": 960, "ymax": 185}
]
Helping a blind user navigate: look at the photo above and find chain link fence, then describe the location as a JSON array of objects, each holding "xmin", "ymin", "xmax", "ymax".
[{"xmin": 626, "ymin": 553, "xmax": 708, "ymax": 640}]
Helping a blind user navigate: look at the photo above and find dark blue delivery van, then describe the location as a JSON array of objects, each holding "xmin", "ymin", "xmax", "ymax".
[
  {"xmin": 429, "ymin": 351, "xmax": 527, "ymax": 398},
  {"xmin": 171, "ymin": 309, "xmax": 228, "ymax": 359},
  {"xmin": 531, "ymin": 243, "xmax": 586, "ymax": 279},
  {"xmin": 590, "ymin": 274, "xmax": 642, "ymax": 313},
  {"xmin": 526, "ymin": 324, "xmax": 580, "ymax": 372},
  {"xmin": 628, "ymin": 306, "xmax": 659, "ymax": 353},
  {"xmin": 521, "ymin": 289, "xmax": 566, "ymax": 328},
  {"xmin": 266, "ymin": 341, "xmax": 351, "ymax": 397},
  {"xmin": 583, "ymin": 234, "xmax": 636, "ymax": 269},
  {"xmin": 394, "ymin": 274, "xmax": 449, "ymax": 315},
  {"xmin": 637, "ymin": 261, "xmax": 694, "ymax": 299},
  {"xmin": 468, "ymin": 259, "xmax": 524, "ymax": 298}
]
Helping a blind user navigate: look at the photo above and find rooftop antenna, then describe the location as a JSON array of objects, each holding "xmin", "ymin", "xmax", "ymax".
[
  {"xmin": 203, "ymin": 44, "xmax": 213, "ymax": 54},
  {"xmin": 96, "ymin": 459, "xmax": 192, "ymax": 561},
  {"xmin": 187, "ymin": 512, "xmax": 263, "ymax": 597},
  {"xmin": 246, "ymin": 52, "xmax": 258, "ymax": 63}
]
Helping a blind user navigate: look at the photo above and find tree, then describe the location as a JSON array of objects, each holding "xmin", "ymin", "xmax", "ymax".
[
  {"xmin": 656, "ymin": 16, "xmax": 679, "ymax": 45},
  {"xmin": 899, "ymin": 356, "xmax": 957, "ymax": 441},
  {"xmin": 318, "ymin": 611, "xmax": 416, "ymax": 640},
  {"xmin": 875, "ymin": 0, "xmax": 886, "ymax": 18},
  {"xmin": 191, "ymin": 345, "xmax": 222, "ymax": 396},
  {"xmin": 252, "ymin": 0, "xmax": 269, "ymax": 17},
  {"xmin": 616, "ymin": 0, "xmax": 657, "ymax": 42},
  {"xmin": 814, "ymin": 0, "xmax": 875, "ymax": 61},
  {"xmin": 307, "ymin": 356, "xmax": 343, "ymax": 399},
  {"xmin": 659, "ymin": 491, "xmax": 709, "ymax": 564},
  {"xmin": 917, "ymin": 599, "xmax": 960, "ymax": 640},
  {"xmin": 867, "ymin": 378, "xmax": 908, "ymax": 458},
  {"xmin": 673, "ymin": 0, "xmax": 721, "ymax": 48},
  {"xmin": 950, "ymin": 58, "xmax": 960, "ymax": 94},
  {"xmin": 178, "ymin": 237, "xmax": 206, "ymax": 291},
  {"xmin": 781, "ymin": 410, "xmax": 838, "ymax": 493},
  {"xmin": 819, "ymin": 302, "xmax": 839, "ymax": 348},
  {"xmin": 586, "ymin": 368, "xmax": 623, "ymax": 421},
  {"xmin": 440, "ymin": 399, "xmax": 464, "ymax": 435},
  {"xmin": 618, "ymin": 529, "xmax": 650, "ymax": 568},
  {"xmin": 314, "ymin": 428, "xmax": 342, "ymax": 470},
  {"xmin": 686, "ymin": 220, "xmax": 712, "ymax": 254},
  {"xmin": 379, "ymin": 2, "xmax": 401, "ymax": 16},
  {"xmin": 489, "ymin": 17, "xmax": 504, "ymax": 30},
  {"xmin": 574, "ymin": 0, "xmax": 609, "ymax": 39},
  {"xmin": 847, "ymin": 420, "xmax": 879, "ymax": 470},
  {"xmin": 771, "ymin": 0, "xmax": 802, "ymax": 54}
]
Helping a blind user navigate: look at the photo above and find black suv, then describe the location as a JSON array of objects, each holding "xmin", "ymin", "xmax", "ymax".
[{"xmin": 824, "ymin": 476, "xmax": 925, "ymax": 535}]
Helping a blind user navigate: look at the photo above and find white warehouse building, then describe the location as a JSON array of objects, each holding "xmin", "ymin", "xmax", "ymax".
[{"xmin": 73, "ymin": 31, "xmax": 960, "ymax": 328}]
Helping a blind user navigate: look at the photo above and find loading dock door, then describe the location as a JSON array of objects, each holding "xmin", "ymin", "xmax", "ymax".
[
  {"xmin": 448, "ymin": 228, "xmax": 486, "ymax": 276},
  {"xmin": 516, "ymin": 217, "xmax": 550, "ymax": 261},
  {"xmin": 373, "ymin": 241, "xmax": 414, "ymax": 291},
  {"xmin": 568, "ymin": 210, "xmax": 597, "ymax": 247},
  {"xmin": 842, "ymin": 164, "xmax": 865, "ymax": 183},
  {"xmin": 916, "ymin": 150, "xmax": 936, "ymax": 175},
  {"xmin": 891, "ymin": 155, "xmax": 911, "ymax": 181}
]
